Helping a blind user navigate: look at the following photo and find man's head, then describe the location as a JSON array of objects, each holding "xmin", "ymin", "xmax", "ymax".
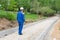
[
  {"xmin": 18, "ymin": 7, "xmax": 24, "ymax": 11},
  {"xmin": 20, "ymin": 7, "xmax": 24, "ymax": 10},
  {"xmin": 20, "ymin": 7, "xmax": 24, "ymax": 11}
]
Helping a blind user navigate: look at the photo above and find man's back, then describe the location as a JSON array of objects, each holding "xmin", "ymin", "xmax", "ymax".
[{"xmin": 17, "ymin": 11, "xmax": 25, "ymax": 23}]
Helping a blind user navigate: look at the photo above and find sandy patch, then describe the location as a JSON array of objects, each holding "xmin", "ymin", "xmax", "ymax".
[{"xmin": 51, "ymin": 19, "xmax": 60, "ymax": 40}]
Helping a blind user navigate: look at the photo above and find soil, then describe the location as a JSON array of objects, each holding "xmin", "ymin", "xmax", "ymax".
[
  {"xmin": 51, "ymin": 19, "xmax": 60, "ymax": 40},
  {"xmin": 0, "ymin": 18, "xmax": 34, "ymax": 31},
  {"xmin": 0, "ymin": 18, "xmax": 18, "ymax": 31}
]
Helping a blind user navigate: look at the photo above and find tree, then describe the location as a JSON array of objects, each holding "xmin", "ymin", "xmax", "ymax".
[
  {"xmin": 0, "ymin": 0, "xmax": 60, "ymax": 13},
  {"xmin": 7, "ymin": 0, "xmax": 17, "ymax": 11},
  {"xmin": 16, "ymin": 0, "xmax": 31, "ymax": 11},
  {"xmin": 30, "ymin": 0, "xmax": 40, "ymax": 14},
  {"xmin": 0, "ymin": 0, "xmax": 8, "ymax": 10},
  {"xmin": 55, "ymin": 0, "xmax": 60, "ymax": 11}
]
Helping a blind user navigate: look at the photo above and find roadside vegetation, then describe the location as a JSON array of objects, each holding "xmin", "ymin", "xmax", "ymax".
[
  {"xmin": 0, "ymin": 10, "xmax": 41, "ymax": 21},
  {"xmin": 0, "ymin": 0, "xmax": 60, "ymax": 15},
  {"xmin": 0, "ymin": 10, "xmax": 16, "ymax": 21},
  {"xmin": 0, "ymin": 0, "xmax": 60, "ymax": 30}
]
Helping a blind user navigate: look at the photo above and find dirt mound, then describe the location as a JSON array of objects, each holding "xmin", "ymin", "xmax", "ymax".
[
  {"xmin": 0, "ymin": 18, "xmax": 35, "ymax": 31},
  {"xmin": 0, "ymin": 18, "xmax": 18, "ymax": 31}
]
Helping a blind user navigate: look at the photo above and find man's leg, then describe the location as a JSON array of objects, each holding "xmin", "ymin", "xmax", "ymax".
[{"xmin": 18, "ymin": 23, "xmax": 23, "ymax": 35}]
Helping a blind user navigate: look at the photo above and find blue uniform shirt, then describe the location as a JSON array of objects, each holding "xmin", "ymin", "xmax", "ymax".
[{"xmin": 17, "ymin": 11, "xmax": 25, "ymax": 23}]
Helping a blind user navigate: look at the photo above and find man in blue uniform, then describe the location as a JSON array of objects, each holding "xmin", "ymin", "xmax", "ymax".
[{"xmin": 17, "ymin": 7, "xmax": 25, "ymax": 35}]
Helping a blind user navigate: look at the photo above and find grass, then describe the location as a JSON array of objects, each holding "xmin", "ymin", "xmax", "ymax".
[
  {"xmin": 0, "ymin": 10, "xmax": 40, "ymax": 21},
  {"xmin": 0, "ymin": 10, "xmax": 17, "ymax": 21},
  {"xmin": 0, "ymin": 10, "xmax": 47, "ymax": 21},
  {"xmin": 25, "ymin": 12, "xmax": 39, "ymax": 21}
]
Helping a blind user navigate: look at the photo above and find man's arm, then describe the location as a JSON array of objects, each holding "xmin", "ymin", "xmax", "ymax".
[{"xmin": 22, "ymin": 14, "xmax": 25, "ymax": 22}]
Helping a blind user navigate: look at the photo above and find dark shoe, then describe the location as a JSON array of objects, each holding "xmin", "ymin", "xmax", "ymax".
[{"xmin": 19, "ymin": 33, "xmax": 23, "ymax": 35}]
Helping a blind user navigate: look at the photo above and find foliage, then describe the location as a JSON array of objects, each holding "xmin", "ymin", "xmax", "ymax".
[
  {"xmin": 0, "ymin": 0, "xmax": 60, "ymax": 11},
  {"xmin": 0, "ymin": 10, "xmax": 6, "ymax": 18},
  {"xmin": 30, "ymin": 0, "xmax": 40, "ymax": 14},
  {"xmin": 40, "ymin": 7, "xmax": 56, "ymax": 16},
  {"xmin": 0, "ymin": 10, "xmax": 40, "ymax": 21},
  {"xmin": 7, "ymin": 0, "xmax": 17, "ymax": 11},
  {"xmin": 25, "ymin": 12, "xmax": 39, "ymax": 21},
  {"xmin": 0, "ymin": 10, "xmax": 17, "ymax": 21},
  {"xmin": 5, "ymin": 12, "xmax": 17, "ymax": 21},
  {"xmin": 16, "ymin": 0, "xmax": 31, "ymax": 11},
  {"xmin": 0, "ymin": 0, "xmax": 60, "ymax": 16}
]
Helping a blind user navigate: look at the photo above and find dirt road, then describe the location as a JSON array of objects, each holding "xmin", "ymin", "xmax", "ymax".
[{"xmin": 0, "ymin": 16, "xmax": 59, "ymax": 40}]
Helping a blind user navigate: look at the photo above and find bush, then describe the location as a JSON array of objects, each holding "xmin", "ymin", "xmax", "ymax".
[
  {"xmin": 40, "ymin": 7, "xmax": 56, "ymax": 16},
  {"xmin": 0, "ymin": 10, "xmax": 17, "ymax": 21},
  {"xmin": 25, "ymin": 12, "xmax": 39, "ymax": 21},
  {"xmin": 0, "ymin": 10, "xmax": 6, "ymax": 18},
  {"xmin": 5, "ymin": 12, "xmax": 17, "ymax": 21}
]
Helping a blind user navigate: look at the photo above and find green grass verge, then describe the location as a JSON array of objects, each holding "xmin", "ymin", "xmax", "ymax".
[
  {"xmin": 25, "ymin": 12, "xmax": 39, "ymax": 21},
  {"xmin": 0, "ymin": 10, "xmax": 40, "ymax": 21},
  {"xmin": 0, "ymin": 10, "xmax": 17, "ymax": 21}
]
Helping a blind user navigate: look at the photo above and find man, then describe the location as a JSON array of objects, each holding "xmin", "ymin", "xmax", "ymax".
[{"xmin": 17, "ymin": 7, "xmax": 25, "ymax": 35}]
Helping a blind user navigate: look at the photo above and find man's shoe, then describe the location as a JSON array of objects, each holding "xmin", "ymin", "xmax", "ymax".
[{"xmin": 19, "ymin": 33, "xmax": 23, "ymax": 35}]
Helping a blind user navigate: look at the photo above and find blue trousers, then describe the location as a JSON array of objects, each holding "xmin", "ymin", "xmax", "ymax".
[{"xmin": 18, "ymin": 22, "xmax": 24, "ymax": 35}]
